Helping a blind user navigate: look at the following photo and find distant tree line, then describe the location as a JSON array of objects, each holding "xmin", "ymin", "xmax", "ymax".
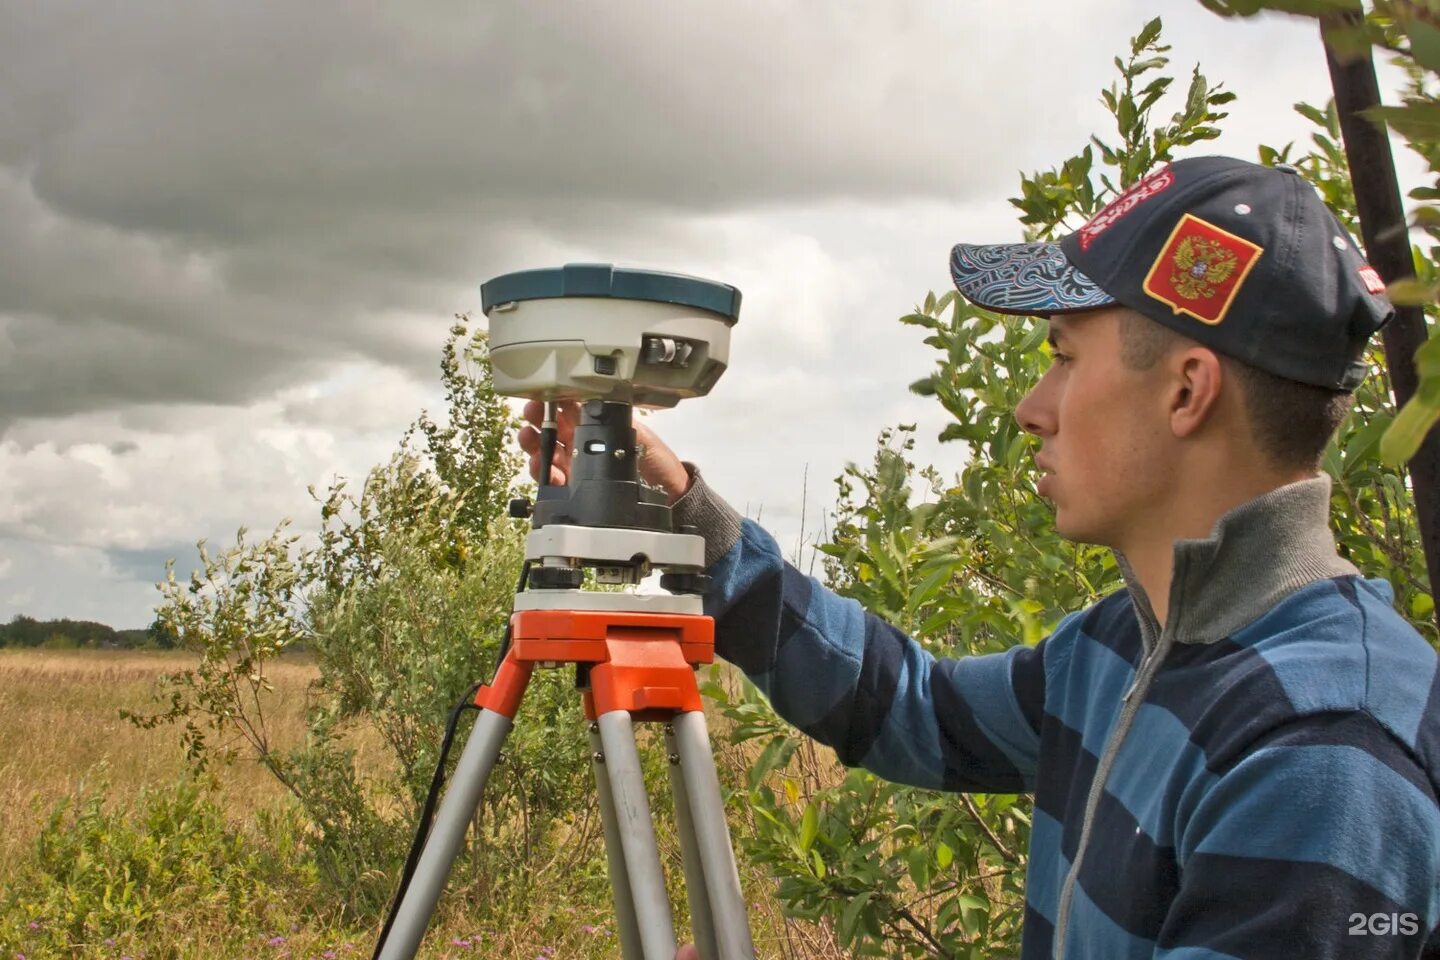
[{"xmin": 0, "ymin": 614, "xmax": 176, "ymax": 650}]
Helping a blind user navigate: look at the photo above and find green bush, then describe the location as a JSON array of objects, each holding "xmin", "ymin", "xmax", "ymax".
[
  {"xmin": 126, "ymin": 321, "xmax": 607, "ymax": 925},
  {"xmin": 39, "ymin": 633, "xmax": 80, "ymax": 651},
  {"xmin": 0, "ymin": 769, "xmax": 315, "ymax": 959}
]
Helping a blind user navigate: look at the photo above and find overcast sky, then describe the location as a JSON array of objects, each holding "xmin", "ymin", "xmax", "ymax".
[{"xmin": 0, "ymin": 1, "xmax": 1421, "ymax": 628}]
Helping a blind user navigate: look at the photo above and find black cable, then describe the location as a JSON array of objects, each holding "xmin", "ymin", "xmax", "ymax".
[
  {"xmin": 494, "ymin": 560, "xmax": 531, "ymax": 669},
  {"xmin": 370, "ymin": 561, "xmax": 531, "ymax": 959},
  {"xmin": 370, "ymin": 680, "xmax": 482, "ymax": 960}
]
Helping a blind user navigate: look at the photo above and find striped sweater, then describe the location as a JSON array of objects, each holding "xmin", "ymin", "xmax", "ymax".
[{"xmin": 672, "ymin": 468, "xmax": 1440, "ymax": 959}]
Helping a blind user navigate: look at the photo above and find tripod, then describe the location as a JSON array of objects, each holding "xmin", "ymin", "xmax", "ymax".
[{"xmin": 374, "ymin": 400, "xmax": 756, "ymax": 960}]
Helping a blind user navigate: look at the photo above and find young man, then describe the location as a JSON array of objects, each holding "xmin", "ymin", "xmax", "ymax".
[{"xmin": 519, "ymin": 157, "xmax": 1440, "ymax": 958}]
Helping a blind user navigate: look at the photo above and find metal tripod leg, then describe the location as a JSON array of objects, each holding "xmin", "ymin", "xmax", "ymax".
[
  {"xmin": 377, "ymin": 708, "xmax": 513, "ymax": 960},
  {"xmin": 596, "ymin": 710, "xmax": 678, "ymax": 960},
  {"xmin": 591, "ymin": 723, "xmax": 644, "ymax": 960},
  {"xmin": 666, "ymin": 722, "xmax": 720, "ymax": 960},
  {"xmin": 672, "ymin": 710, "xmax": 756, "ymax": 959}
]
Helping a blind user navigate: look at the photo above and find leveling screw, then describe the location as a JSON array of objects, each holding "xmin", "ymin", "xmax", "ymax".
[
  {"xmin": 668, "ymin": 754, "xmax": 680, "ymax": 765},
  {"xmin": 593, "ymin": 751, "xmax": 605, "ymax": 763}
]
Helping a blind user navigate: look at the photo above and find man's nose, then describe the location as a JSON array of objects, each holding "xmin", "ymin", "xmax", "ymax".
[{"xmin": 1014, "ymin": 383, "xmax": 1053, "ymax": 438}]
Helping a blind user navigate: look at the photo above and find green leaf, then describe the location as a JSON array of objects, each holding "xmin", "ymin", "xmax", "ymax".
[
  {"xmin": 1341, "ymin": 414, "xmax": 1393, "ymax": 474},
  {"xmin": 935, "ymin": 840, "xmax": 954, "ymax": 869},
  {"xmin": 1135, "ymin": 17, "xmax": 1163, "ymax": 51},
  {"xmin": 957, "ymin": 893, "xmax": 990, "ymax": 936},
  {"xmin": 839, "ymin": 891, "xmax": 872, "ymax": 944},
  {"xmin": 799, "ymin": 801, "xmax": 819, "ymax": 852},
  {"xmin": 1294, "ymin": 101, "xmax": 1330, "ymax": 129},
  {"xmin": 1380, "ymin": 387, "xmax": 1440, "ymax": 466},
  {"xmin": 1385, "ymin": 277, "xmax": 1436, "ymax": 306},
  {"xmin": 747, "ymin": 736, "xmax": 794, "ymax": 789},
  {"xmin": 1321, "ymin": 17, "xmax": 1376, "ymax": 63},
  {"xmin": 1365, "ymin": 102, "xmax": 1440, "ymax": 143},
  {"xmin": 810, "ymin": 847, "xmax": 826, "ymax": 878},
  {"xmin": 906, "ymin": 843, "xmax": 931, "ymax": 888},
  {"xmin": 909, "ymin": 376, "xmax": 938, "ymax": 397},
  {"xmin": 1403, "ymin": 15, "xmax": 1440, "ymax": 73}
]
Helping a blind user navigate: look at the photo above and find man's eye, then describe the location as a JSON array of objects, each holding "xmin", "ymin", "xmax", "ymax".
[{"xmin": 1051, "ymin": 352, "xmax": 1072, "ymax": 366}]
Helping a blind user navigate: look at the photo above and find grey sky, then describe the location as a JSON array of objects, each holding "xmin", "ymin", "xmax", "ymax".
[{"xmin": 0, "ymin": 1, "xmax": 1412, "ymax": 626}]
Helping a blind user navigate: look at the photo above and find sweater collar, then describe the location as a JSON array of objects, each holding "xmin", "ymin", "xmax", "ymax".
[{"xmin": 1114, "ymin": 473, "xmax": 1359, "ymax": 647}]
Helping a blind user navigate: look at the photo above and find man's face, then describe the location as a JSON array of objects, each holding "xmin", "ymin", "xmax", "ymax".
[{"xmin": 1014, "ymin": 306, "xmax": 1174, "ymax": 548}]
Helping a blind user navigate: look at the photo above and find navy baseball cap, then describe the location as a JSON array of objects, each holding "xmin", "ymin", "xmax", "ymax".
[{"xmin": 949, "ymin": 156, "xmax": 1394, "ymax": 391}]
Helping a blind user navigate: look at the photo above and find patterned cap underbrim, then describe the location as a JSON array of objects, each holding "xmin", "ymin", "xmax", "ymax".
[{"xmin": 950, "ymin": 242, "xmax": 1116, "ymax": 316}]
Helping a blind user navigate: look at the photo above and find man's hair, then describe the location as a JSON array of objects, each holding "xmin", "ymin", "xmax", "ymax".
[{"xmin": 1116, "ymin": 310, "xmax": 1354, "ymax": 472}]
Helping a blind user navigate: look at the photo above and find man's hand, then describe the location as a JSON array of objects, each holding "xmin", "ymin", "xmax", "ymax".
[
  {"xmin": 674, "ymin": 945, "xmax": 699, "ymax": 960},
  {"xmin": 518, "ymin": 399, "xmax": 692, "ymax": 504}
]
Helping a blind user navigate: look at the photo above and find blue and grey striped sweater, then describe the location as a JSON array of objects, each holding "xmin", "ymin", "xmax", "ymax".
[{"xmin": 673, "ymin": 469, "xmax": 1440, "ymax": 959}]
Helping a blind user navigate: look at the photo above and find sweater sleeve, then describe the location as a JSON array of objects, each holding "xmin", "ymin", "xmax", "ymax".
[
  {"xmin": 671, "ymin": 464, "xmax": 1047, "ymax": 793},
  {"xmin": 1156, "ymin": 712, "xmax": 1440, "ymax": 959}
]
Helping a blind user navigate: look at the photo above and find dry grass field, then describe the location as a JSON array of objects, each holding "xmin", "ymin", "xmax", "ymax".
[
  {"xmin": 0, "ymin": 648, "xmax": 844, "ymax": 959},
  {"xmin": 0, "ymin": 649, "xmax": 316, "ymax": 869}
]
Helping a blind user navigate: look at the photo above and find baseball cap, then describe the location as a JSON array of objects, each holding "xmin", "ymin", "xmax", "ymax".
[{"xmin": 949, "ymin": 156, "xmax": 1394, "ymax": 391}]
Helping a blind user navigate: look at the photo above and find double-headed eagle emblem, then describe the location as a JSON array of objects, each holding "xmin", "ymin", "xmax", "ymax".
[
  {"xmin": 1169, "ymin": 236, "xmax": 1239, "ymax": 301},
  {"xmin": 1143, "ymin": 213, "xmax": 1263, "ymax": 325}
]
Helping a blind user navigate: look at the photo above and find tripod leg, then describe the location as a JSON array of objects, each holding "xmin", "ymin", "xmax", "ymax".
[
  {"xmin": 672, "ymin": 710, "xmax": 756, "ymax": 959},
  {"xmin": 590, "ymin": 723, "xmax": 645, "ymax": 960},
  {"xmin": 596, "ymin": 710, "xmax": 678, "ymax": 960},
  {"xmin": 665, "ymin": 723, "xmax": 720, "ymax": 960},
  {"xmin": 377, "ymin": 708, "xmax": 513, "ymax": 960}
]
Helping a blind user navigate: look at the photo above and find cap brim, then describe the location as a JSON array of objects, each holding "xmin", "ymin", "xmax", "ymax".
[{"xmin": 950, "ymin": 241, "xmax": 1115, "ymax": 316}]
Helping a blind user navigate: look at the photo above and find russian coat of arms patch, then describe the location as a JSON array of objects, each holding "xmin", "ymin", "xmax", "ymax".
[{"xmin": 1142, "ymin": 213, "xmax": 1264, "ymax": 325}]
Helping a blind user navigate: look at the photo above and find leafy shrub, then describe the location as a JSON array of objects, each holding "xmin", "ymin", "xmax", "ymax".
[
  {"xmin": 39, "ymin": 633, "xmax": 80, "ymax": 651},
  {"xmin": 0, "ymin": 769, "xmax": 315, "ymax": 959},
  {"xmin": 127, "ymin": 321, "xmax": 605, "ymax": 924}
]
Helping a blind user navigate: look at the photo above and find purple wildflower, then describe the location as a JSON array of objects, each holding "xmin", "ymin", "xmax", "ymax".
[
  {"xmin": 323, "ymin": 953, "xmax": 337, "ymax": 960},
  {"xmin": 104, "ymin": 940, "xmax": 115, "ymax": 947},
  {"xmin": 267, "ymin": 936, "xmax": 287, "ymax": 947},
  {"xmin": 581, "ymin": 924, "xmax": 597, "ymax": 934},
  {"xmin": 451, "ymin": 940, "xmax": 470, "ymax": 949},
  {"xmin": 26, "ymin": 922, "xmax": 38, "ymax": 930}
]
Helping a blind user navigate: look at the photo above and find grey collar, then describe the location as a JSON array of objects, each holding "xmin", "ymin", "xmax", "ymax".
[{"xmin": 1114, "ymin": 474, "xmax": 1359, "ymax": 647}]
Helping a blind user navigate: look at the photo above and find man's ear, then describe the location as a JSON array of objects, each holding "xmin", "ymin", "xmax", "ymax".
[{"xmin": 1168, "ymin": 347, "xmax": 1224, "ymax": 439}]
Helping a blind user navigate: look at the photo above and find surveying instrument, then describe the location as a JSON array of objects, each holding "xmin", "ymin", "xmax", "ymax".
[{"xmin": 372, "ymin": 264, "xmax": 755, "ymax": 960}]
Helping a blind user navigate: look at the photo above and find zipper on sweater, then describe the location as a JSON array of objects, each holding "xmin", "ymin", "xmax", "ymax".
[{"xmin": 1050, "ymin": 631, "xmax": 1172, "ymax": 960}]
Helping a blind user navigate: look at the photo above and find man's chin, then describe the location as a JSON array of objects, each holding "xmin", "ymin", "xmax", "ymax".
[{"xmin": 1050, "ymin": 508, "xmax": 1105, "ymax": 548}]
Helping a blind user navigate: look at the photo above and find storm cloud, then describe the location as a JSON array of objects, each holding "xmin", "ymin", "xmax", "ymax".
[{"xmin": 0, "ymin": 1, "xmax": 1362, "ymax": 625}]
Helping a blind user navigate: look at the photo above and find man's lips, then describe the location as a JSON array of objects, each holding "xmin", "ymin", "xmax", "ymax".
[{"xmin": 1035, "ymin": 456, "xmax": 1055, "ymax": 496}]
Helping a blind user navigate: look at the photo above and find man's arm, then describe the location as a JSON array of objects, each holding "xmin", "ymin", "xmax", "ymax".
[
  {"xmin": 1157, "ymin": 712, "xmax": 1440, "ymax": 959},
  {"xmin": 674, "ymin": 464, "xmax": 1051, "ymax": 793},
  {"xmin": 516, "ymin": 404, "xmax": 1051, "ymax": 793}
]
